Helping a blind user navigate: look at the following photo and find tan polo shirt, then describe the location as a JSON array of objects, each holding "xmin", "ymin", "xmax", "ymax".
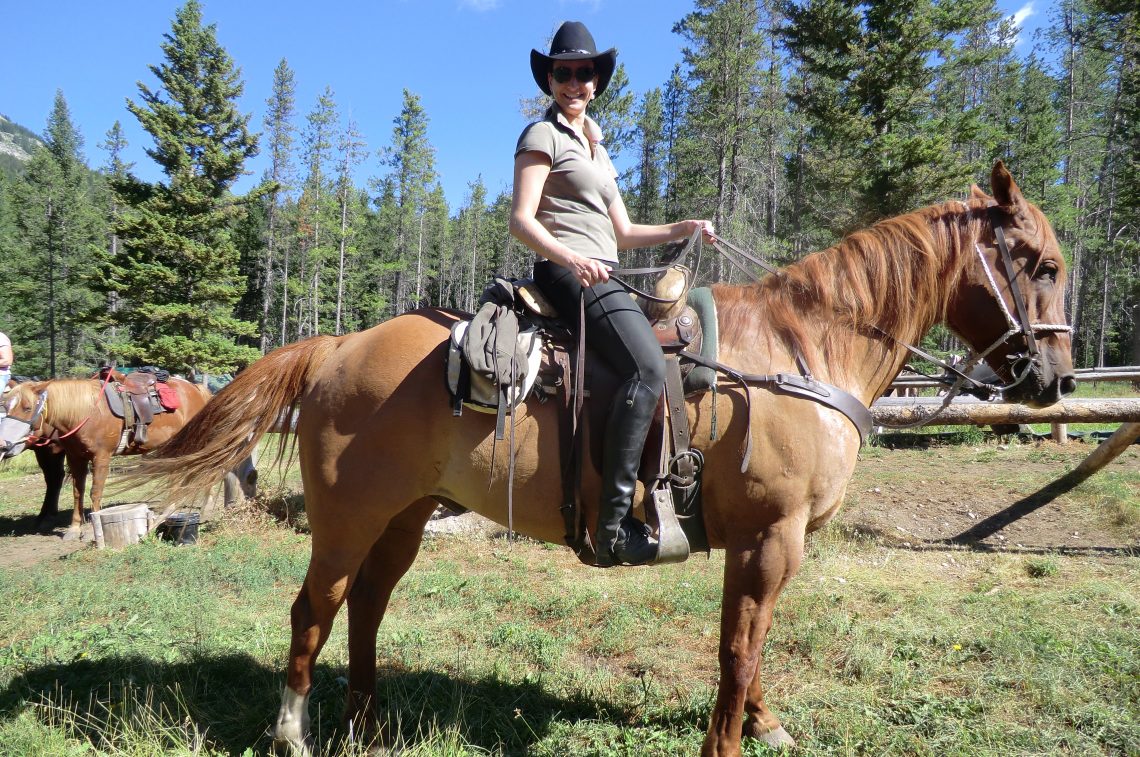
[{"xmin": 515, "ymin": 106, "xmax": 620, "ymax": 263}]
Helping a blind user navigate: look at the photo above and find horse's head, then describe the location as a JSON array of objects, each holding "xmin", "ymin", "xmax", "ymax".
[
  {"xmin": 0, "ymin": 382, "xmax": 47, "ymax": 458},
  {"xmin": 947, "ymin": 161, "xmax": 1076, "ymax": 407}
]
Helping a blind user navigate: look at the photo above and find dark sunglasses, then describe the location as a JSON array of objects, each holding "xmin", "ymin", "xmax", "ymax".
[{"xmin": 551, "ymin": 65, "xmax": 596, "ymax": 84}]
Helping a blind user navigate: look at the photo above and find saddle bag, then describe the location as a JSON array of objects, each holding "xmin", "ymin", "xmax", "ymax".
[{"xmin": 446, "ymin": 320, "xmax": 542, "ymax": 414}]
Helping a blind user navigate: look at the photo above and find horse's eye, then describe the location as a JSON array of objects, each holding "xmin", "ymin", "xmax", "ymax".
[{"xmin": 1035, "ymin": 262, "xmax": 1058, "ymax": 283}]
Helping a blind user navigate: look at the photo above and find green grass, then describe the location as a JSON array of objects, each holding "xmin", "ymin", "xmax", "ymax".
[
  {"xmin": 0, "ymin": 453, "xmax": 41, "ymax": 480},
  {"xmin": 0, "ymin": 434, "xmax": 1136, "ymax": 755},
  {"xmin": 0, "ymin": 506, "xmax": 1136, "ymax": 756}
]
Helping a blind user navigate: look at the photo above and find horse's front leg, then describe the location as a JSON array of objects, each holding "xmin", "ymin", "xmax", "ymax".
[
  {"xmin": 33, "ymin": 447, "xmax": 65, "ymax": 531},
  {"xmin": 702, "ymin": 516, "xmax": 805, "ymax": 757},
  {"xmin": 63, "ymin": 452, "xmax": 89, "ymax": 540}
]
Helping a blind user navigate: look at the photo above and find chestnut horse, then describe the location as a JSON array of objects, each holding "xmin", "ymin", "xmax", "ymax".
[
  {"xmin": 0, "ymin": 375, "xmax": 210, "ymax": 538},
  {"xmin": 131, "ymin": 164, "xmax": 1074, "ymax": 755}
]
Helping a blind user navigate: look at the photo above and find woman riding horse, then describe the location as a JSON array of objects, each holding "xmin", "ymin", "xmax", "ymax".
[
  {"xmin": 128, "ymin": 163, "xmax": 1074, "ymax": 756},
  {"xmin": 511, "ymin": 20, "xmax": 716, "ymax": 567}
]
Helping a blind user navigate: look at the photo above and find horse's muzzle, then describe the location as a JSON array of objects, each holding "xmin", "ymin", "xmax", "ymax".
[
  {"xmin": 1005, "ymin": 357, "xmax": 1076, "ymax": 408},
  {"xmin": 0, "ymin": 417, "xmax": 32, "ymax": 458}
]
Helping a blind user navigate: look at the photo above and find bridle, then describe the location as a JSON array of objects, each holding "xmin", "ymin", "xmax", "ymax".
[
  {"xmin": 1, "ymin": 372, "xmax": 113, "ymax": 453},
  {"xmin": 891, "ymin": 206, "xmax": 1071, "ymax": 407},
  {"xmin": 643, "ymin": 205, "xmax": 1071, "ymax": 425},
  {"xmin": 1, "ymin": 389, "xmax": 49, "ymax": 453}
]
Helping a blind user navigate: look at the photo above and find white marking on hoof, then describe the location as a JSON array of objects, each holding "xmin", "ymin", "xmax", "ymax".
[
  {"xmin": 755, "ymin": 725, "xmax": 796, "ymax": 749},
  {"xmin": 61, "ymin": 526, "xmax": 82, "ymax": 542},
  {"xmin": 273, "ymin": 686, "xmax": 312, "ymax": 756}
]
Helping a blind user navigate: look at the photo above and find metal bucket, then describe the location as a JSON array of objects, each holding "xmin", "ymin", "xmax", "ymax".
[{"xmin": 158, "ymin": 511, "xmax": 200, "ymax": 546}]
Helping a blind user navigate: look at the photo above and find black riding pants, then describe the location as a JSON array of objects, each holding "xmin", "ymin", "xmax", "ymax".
[{"xmin": 533, "ymin": 260, "xmax": 666, "ymax": 397}]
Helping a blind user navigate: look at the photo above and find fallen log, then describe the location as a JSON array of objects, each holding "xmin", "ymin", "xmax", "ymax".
[
  {"xmin": 1073, "ymin": 422, "xmax": 1140, "ymax": 476},
  {"xmin": 870, "ymin": 397, "xmax": 1140, "ymax": 426}
]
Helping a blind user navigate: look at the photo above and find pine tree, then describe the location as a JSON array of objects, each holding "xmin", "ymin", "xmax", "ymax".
[
  {"xmin": 1045, "ymin": 0, "xmax": 1119, "ymax": 364},
  {"xmin": 590, "ymin": 63, "xmax": 637, "ymax": 166},
  {"xmin": 661, "ymin": 65, "xmax": 690, "ymax": 222},
  {"xmin": 1100, "ymin": 0, "xmax": 1138, "ymax": 364},
  {"xmin": 294, "ymin": 86, "xmax": 340, "ymax": 338},
  {"xmin": 630, "ymin": 88, "xmax": 666, "ymax": 227},
  {"xmin": 381, "ymin": 90, "xmax": 437, "ymax": 315},
  {"xmin": 106, "ymin": 0, "xmax": 262, "ymax": 373},
  {"xmin": 675, "ymin": 0, "xmax": 767, "ymax": 240},
  {"xmin": 782, "ymin": 0, "xmax": 995, "ymax": 232},
  {"xmin": 457, "ymin": 178, "xmax": 488, "ymax": 312},
  {"xmin": 9, "ymin": 91, "xmax": 105, "ymax": 376},
  {"xmin": 262, "ymin": 58, "xmax": 297, "ymax": 350},
  {"xmin": 334, "ymin": 118, "xmax": 368, "ymax": 333}
]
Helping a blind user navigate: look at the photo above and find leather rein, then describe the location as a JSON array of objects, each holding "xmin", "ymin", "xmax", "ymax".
[{"xmin": 606, "ymin": 203, "xmax": 1072, "ymax": 454}]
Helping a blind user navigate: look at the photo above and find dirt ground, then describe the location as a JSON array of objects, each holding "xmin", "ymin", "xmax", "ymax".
[{"xmin": 1, "ymin": 436, "xmax": 1136, "ymax": 570}]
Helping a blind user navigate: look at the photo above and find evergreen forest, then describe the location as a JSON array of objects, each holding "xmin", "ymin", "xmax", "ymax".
[{"xmin": 1, "ymin": 0, "xmax": 1137, "ymax": 378}]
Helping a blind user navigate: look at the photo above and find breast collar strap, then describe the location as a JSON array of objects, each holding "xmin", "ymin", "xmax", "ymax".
[{"xmin": 680, "ymin": 349, "xmax": 873, "ymax": 473}]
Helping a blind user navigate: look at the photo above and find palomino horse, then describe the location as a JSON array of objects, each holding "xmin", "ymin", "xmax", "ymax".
[
  {"xmin": 1, "ymin": 379, "xmax": 68, "ymax": 529},
  {"xmin": 132, "ymin": 163, "xmax": 1074, "ymax": 755},
  {"xmin": 0, "ymin": 375, "xmax": 211, "ymax": 538}
]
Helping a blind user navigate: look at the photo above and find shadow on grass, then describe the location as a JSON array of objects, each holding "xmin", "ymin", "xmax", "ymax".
[
  {"xmin": 0, "ymin": 653, "xmax": 660, "ymax": 754},
  {"xmin": 849, "ymin": 467, "xmax": 1138, "ymax": 556},
  {"xmin": 0, "ymin": 510, "xmax": 72, "ymax": 537}
]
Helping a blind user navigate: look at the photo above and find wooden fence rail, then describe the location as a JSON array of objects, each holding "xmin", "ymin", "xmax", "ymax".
[
  {"xmin": 870, "ymin": 397, "xmax": 1140, "ymax": 426},
  {"xmin": 888, "ymin": 366, "xmax": 1140, "ymax": 391}
]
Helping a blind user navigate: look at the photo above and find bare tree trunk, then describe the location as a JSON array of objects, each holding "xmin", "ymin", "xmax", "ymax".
[
  {"xmin": 1097, "ymin": 255, "xmax": 1109, "ymax": 366},
  {"xmin": 415, "ymin": 213, "xmax": 425, "ymax": 308},
  {"xmin": 280, "ymin": 244, "xmax": 290, "ymax": 347},
  {"xmin": 468, "ymin": 213, "xmax": 480, "ymax": 312},
  {"xmin": 262, "ymin": 201, "xmax": 278, "ymax": 353},
  {"xmin": 335, "ymin": 194, "xmax": 348, "ymax": 335}
]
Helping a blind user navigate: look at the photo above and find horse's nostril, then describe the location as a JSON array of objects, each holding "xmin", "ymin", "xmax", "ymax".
[{"xmin": 1060, "ymin": 375, "xmax": 1077, "ymax": 396}]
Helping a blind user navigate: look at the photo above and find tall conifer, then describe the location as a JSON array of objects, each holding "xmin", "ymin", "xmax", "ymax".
[{"xmin": 106, "ymin": 0, "xmax": 261, "ymax": 373}]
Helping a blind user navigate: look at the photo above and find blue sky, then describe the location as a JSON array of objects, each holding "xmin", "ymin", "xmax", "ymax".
[{"xmin": 2, "ymin": 1, "xmax": 1049, "ymax": 209}]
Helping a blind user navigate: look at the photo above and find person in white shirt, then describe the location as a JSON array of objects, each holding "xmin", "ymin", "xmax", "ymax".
[{"xmin": 0, "ymin": 331, "xmax": 12, "ymax": 393}]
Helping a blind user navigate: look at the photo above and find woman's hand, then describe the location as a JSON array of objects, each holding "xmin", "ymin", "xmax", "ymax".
[
  {"xmin": 680, "ymin": 219, "xmax": 716, "ymax": 245},
  {"xmin": 568, "ymin": 254, "xmax": 611, "ymax": 287}
]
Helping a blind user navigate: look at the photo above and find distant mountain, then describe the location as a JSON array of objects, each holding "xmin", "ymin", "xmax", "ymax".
[{"xmin": 0, "ymin": 113, "xmax": 45, "ymax": 177}]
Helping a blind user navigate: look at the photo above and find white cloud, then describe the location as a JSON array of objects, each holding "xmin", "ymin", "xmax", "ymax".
[
  {"xmin": 459, "ymin": 0, "xmax": 500, "ymax": 10},
  {"xmin": 1011, "ymin": 2, "xmax": 1035, "ymax": 28}
]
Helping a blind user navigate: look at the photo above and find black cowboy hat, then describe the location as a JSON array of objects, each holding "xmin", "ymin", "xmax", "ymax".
[{"xmin": 530, "ymin": 21, "xmax": 617, "ymax": 97}]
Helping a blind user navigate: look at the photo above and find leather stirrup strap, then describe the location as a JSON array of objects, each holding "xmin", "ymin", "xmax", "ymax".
[
  {"xmin": 664, "ymin": 356, "xmax": 694, "ymax": 485},
  {"xmin": 572, "ymin": 291, "xmax": 591, "ymax": 556}
]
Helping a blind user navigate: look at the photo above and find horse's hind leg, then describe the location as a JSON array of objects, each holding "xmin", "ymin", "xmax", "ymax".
[
  {"xmin": 344, "ymin": 497, "xmax": 438, "ymax": 746},
  {"xmin": 274, "ymin": 515, "xmax": 392, "ymax": 754}
]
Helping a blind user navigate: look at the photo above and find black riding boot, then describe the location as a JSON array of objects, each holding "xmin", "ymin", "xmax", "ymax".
[{"xmin": 595, "ymin": 379, "xmax": 660, "ymax": 568}]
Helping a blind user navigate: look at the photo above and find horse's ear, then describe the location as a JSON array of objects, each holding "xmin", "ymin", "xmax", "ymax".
[
  {"xmin": 990, "ymin": 160, "xmax": 1025, "ymax": 211},
  {"xmin": 969, "ymin": 184, "xmax": 989, "ymax": 201}
]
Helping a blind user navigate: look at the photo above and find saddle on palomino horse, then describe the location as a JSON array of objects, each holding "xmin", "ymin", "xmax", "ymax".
[
  {"xmin": 446, "ymin": 266, "xmax": 717, "ymax": 567},
  {"xmin": 100, "ymin": 366, "xmax": 180, "ymax": 448}
]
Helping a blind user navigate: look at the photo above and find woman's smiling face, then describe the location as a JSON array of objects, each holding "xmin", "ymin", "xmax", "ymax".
[{"xmin": 548, "ymin": 62, "xmax": 597, "ymax": 119}]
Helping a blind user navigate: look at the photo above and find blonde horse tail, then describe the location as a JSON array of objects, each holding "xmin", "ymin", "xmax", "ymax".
[{"xmin": 123, "ymin": 336, "xmax": 340, "ymax": 505}]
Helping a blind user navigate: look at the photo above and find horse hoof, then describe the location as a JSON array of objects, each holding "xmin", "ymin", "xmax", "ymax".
[
  {"xmin": 271, "ymin": 736, "xmax": 313, "ymax": 757},
  {"xmin": 748, "ymin": 725, "xmax": 796, "ymax": 749},
  {"xmin": 60, "ymin": 526, "xmax": 82, "ymax": 542}
]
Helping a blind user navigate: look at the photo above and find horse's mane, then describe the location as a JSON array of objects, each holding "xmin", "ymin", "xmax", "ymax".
[
  {"xmin": 40, "ymin": 379, "xmax": 102, "ymax": 428},
  {"xmin": 714, "ymin": 198, "xmax": 987, "ymax": 380}
]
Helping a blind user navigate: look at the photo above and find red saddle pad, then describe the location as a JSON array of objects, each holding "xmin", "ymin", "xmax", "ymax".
[{"xmin": 157, "ymin": 383, "xmax": 181, "ymax": 411}]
